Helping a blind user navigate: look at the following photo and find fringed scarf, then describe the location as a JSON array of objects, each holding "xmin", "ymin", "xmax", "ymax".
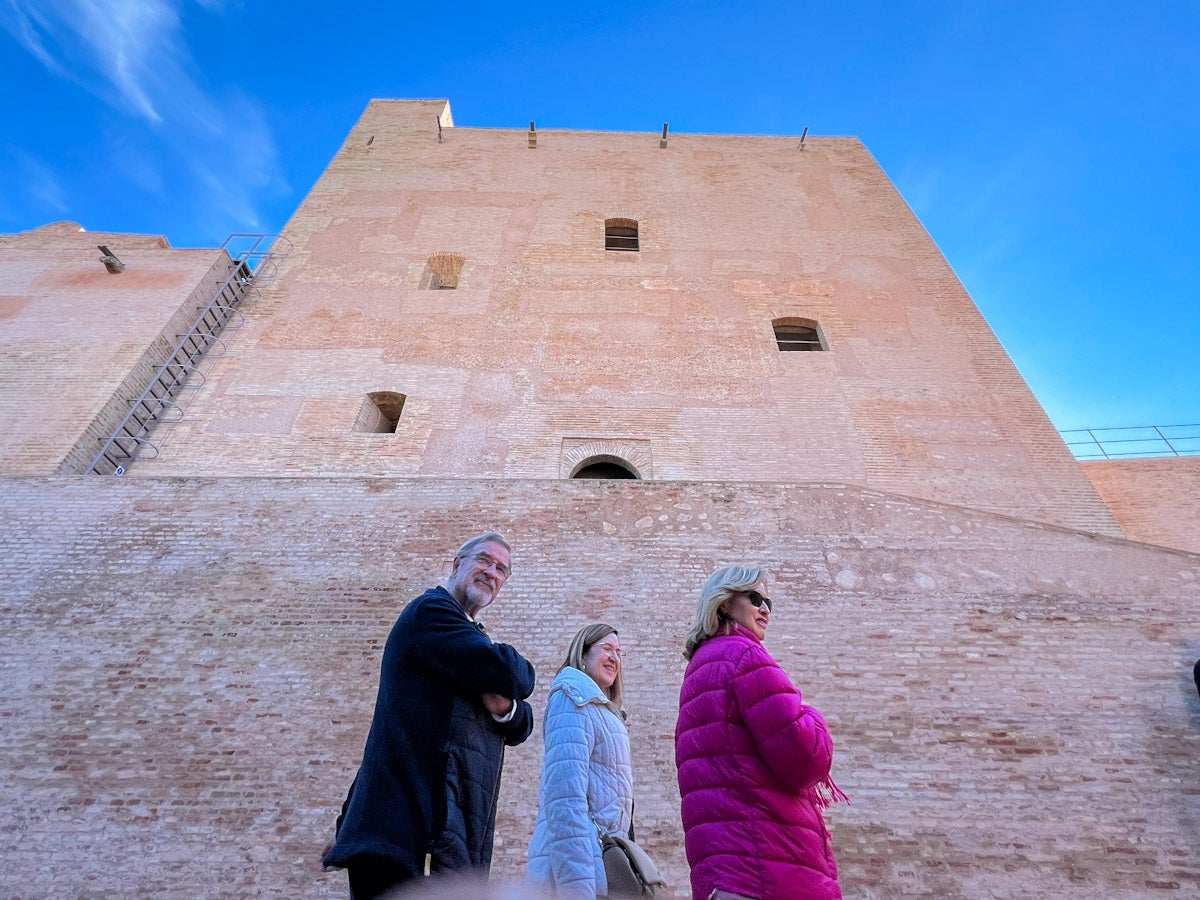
[{"xmin": 810, "ymin": 776, "xmax": 851, "ymax": 810}]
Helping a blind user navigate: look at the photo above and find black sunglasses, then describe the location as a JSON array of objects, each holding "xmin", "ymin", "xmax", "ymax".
[{"xmin": 746, "ymin": 590, "xmax": 773, "ymax": 612}]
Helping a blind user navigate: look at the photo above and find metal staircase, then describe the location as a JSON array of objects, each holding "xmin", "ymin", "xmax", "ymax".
[{"xmin": 85, "ymin": 234, "xmax": 290, "ymax": 475}]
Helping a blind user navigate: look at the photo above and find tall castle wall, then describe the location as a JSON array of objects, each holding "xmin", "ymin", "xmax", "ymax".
[
  {"xmin": 126, "ymin": 99, "xmax": 1118, "ymax": 537},
  {"xmin": 3, "ymin": 101, "xmax": 1196, "ymax": 898},
  {"xmin": 2, "ymin": 477, "xmax": 1197, "ymax": 897},
  {"xmin": 1084, "ymin": 456, "xmax": 1200, "ymax": 554},
  {"xmin": 0, "ymin": 224, "xmax": 239, "ymax": 474}
]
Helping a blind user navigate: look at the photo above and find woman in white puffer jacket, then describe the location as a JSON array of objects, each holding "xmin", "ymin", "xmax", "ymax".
[{"xmin": 527, "ymin": 623, "xmax": 634, "ymax": 898}]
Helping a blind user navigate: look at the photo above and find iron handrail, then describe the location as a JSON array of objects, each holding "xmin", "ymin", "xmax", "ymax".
[
  {"xmin": 1060, "ymin": 424, "xmax": 1200, "ymax": 460},
  {"xmin": 85, "ymin": 233, "xmax": 288, "ymax": 475}
]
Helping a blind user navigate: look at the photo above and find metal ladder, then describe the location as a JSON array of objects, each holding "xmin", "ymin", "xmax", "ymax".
[{"xmin": 85, "ymin": 233, "xmax": 290, "ymax": 476}]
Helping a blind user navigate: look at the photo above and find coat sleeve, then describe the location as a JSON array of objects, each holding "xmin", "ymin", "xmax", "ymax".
[
  {"xmin": 539, "ymin": 692, "xmax": 599, "ymax": 899},
  {"xmin": 499, "ymin": 697, "xmax": 534, "ymax": 747},
  {"xmin": 407, "ymin": 593, "xmax": 536, "ymax": 701},
  {"xmin": 730, "ymin": 643, "xmax": 834, "ymax": 794}
]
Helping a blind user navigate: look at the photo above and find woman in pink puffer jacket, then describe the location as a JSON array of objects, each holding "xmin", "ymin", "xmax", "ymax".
[{"xmin": 675, "ymin": 566, "xmax": 847, "ymax": 900}]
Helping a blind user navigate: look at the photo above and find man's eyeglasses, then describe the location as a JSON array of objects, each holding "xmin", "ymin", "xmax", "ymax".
[
  {"xmin": 473, "ymin": 552, "xmax": 511, "ymax": 579},
  {"xmin": 746, "ymin": 590, "xmax": 773, "ymax": 613}
]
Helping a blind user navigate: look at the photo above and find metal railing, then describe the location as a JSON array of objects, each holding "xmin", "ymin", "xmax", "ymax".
[
  {"xmin": 85, "ymin": 233, "xmax": 290, "ymax": 475},
  {"xmin": 1060, "ymin": 424, "xmax": 1200, "ymax": 460},
  {"xmin": 221, "ymin": 233, "xmax": 289, "ymax": 282}
]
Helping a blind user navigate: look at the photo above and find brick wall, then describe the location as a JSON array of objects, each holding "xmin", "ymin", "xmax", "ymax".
[
  {"xmin": 3, "ymin": 105, "xmax": 1195, "ymax": 900},
  {"xmin": 0, "ymin": 224, "xmax": 236, "ymax": 474},
  {"xmin": 1084, "ymin": 456, "xmax": 1200, "ymax": 554},
  {"xmin": 120, "ymin": 99, "xmax": 1118, "ymax": 537},
  {"xmin": 2, "ymin": 476, "xmax": 1197, "ymax": 897}
]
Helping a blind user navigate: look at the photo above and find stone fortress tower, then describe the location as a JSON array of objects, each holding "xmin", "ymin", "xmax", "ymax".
[{"xmin": 1, "ymin": 100, "xmax": 1197, "ymax": 896}]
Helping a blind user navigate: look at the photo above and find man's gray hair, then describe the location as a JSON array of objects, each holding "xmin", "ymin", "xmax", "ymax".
[{"xmin": 454, "ymin": 531, "xmax": 512, "ymax": 562}]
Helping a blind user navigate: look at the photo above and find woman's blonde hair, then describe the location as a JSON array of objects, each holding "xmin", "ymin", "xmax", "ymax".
[
  {"xmin": 560, "ymin": 623, "xmax": 624, "ymax": 712},
  {"xmin": 682, "ymin": 565, "xmax": 766, "ymax": 660}
]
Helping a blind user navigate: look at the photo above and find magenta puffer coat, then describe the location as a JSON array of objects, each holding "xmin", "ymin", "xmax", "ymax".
[{"xmin": 675, "ymin": 624, "xmax": 845, "ymax": 900}]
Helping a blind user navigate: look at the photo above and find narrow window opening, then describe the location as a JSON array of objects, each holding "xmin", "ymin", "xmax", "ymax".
[
  {"xmin": 422, "ymin": 253, "xmax": 464, "ymax": 289},
  {"xmin": 354, "ymin": 391, "xmax": 406, "ymax": 433},
  {"xmin": 604, "ymin": 218, "xmax": 639, "ymax": 252},
  {"xmin": 574, "ymin": 461, "xmax": 638, "ymax": 479},
  {"xmin": 570, "ymin": 454, "xmax": 641, "ymax": 479},
  {"xmin": 773, "ymin": 319, "xmax": 826, "ymax": 351}
]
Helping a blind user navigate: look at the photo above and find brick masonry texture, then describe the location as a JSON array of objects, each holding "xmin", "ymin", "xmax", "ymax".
[
  {"xmin": 117, "ymin": 99, "xmax": 1117, "ymax": 538},
  {"xmin": 0, "ymin": 223, "xmax": 237, "ymax": 475},
  {"xmin": 1083, "ymin": 457, "xmax": 1200, "ymax": 555},
  {"xmin": 1, "ymin": 476, "xmax": 1198, "ymax": 898},
  {"xmin": 2, "ymin": 100, "xmax": 1198, "ymax": 899}
]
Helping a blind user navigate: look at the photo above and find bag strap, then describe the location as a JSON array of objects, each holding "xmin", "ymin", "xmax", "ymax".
[
  {"xmin": 591, "ymin": 815, "xmax": 610, "ymax": 845},
  {"xmin": 592, "ymin": 797, "xmax": 637, "ymax": 840}
]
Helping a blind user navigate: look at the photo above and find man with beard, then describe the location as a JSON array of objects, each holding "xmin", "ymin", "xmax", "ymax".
[{"xmin": 323, "ymin": 532, "xmax": 535, "ymax": 899}]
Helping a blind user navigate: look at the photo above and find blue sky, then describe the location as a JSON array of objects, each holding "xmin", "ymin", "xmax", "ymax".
[{"xmin": 1, "ymin": 1, "xmax": 1196, "ymax": 435}]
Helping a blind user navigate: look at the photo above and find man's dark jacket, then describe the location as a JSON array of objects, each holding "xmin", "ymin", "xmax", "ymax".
[{"xmin": 323, "ymin": 586, "xmax": 535, "ymax": 876}]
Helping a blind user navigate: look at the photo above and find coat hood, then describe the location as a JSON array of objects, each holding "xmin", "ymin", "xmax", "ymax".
[{"xmin": 549, "ymin": 664, "xmax": 610, "ymax": 708}]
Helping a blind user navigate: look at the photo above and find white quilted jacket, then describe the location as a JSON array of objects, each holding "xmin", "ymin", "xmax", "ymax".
[{"xmin": 526, "ymin": 665, "xmax": 634, "ymax": 898}]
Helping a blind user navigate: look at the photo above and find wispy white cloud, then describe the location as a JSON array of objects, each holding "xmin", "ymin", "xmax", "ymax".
[
  {"xmin": 893, "ymin": 128, "xmax": 1075, "ymax": 287},
  {"xmin": 184, "ymin": 92, "xmax": 287, "ymax": 234},
  {"xmin": 2, "ymin": 1, "xmax": 65, "ymax": 75},
  {"xmin": 20, "ymin": 152, "xmax": 71, "ymax": 213},
  {"xmin": 2, "ymin": 0, "xmax": 186, "ymax": 122},
  {"xmin": 0, "ymin": 0, "xmax": 287, "ymax": 241},
  {"xmin": 0, "ymin": 149, "xmax": 71, "ymax": 221}
]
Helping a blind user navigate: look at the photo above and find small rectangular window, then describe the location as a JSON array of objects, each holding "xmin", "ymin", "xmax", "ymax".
[
  {"xmin": 354, "ymin": 391, "xmax": 406, "ymax": 433},
  {"xmin": 605, "ymin": 218, "xmax": 639, "ymax": 252},
  {"xmin": 774, "ymin": 324, "xmax": 824, "ymax": 351},
  {"xmin": 423, "ymin": 253, "xmax": 464, "ymax": 289}
]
